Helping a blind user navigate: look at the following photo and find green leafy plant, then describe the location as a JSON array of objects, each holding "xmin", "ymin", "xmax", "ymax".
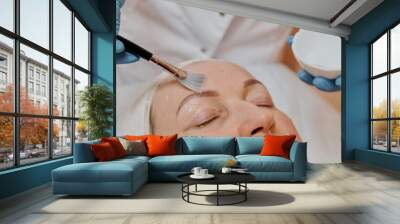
[{"xmin": 79, "ymin": 84, "xmax": 113, "ymax": 140}]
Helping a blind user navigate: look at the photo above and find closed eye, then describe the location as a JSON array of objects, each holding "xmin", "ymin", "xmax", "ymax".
[
  {"xmin": 247, "ymin": 96, "xmax": 273, "ymax": 108},
  {"xmin": 196, "ymin": 115, "xmax": 219, "ymax": 128}
]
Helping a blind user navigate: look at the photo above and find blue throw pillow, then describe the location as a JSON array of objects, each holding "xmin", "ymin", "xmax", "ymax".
[
  {"xmin": 236, "ymin": 137, "xmax": 264, "ymax": 155},
  {"xmin": 177, "ymin": 137, "xmax": 235, "ymax": 155}
]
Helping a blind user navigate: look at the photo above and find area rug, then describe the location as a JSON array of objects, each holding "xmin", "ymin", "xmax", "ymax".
[{"xmin": 38, "ymin": 183, "xmax": 362, "ymax": 214}]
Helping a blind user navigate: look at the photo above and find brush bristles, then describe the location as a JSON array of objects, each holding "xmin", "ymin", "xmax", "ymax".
[{"xmin": 177, "ymin": 72, "xmax": 206, "ymax": 92}]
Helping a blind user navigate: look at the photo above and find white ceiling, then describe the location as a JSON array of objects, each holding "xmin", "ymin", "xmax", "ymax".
[
  {"xmin": 227, "ymin": 0, "xmax": 353, "ymax": 22},
  {"xmin": 166, "ymin": 0, "xmax": 384, "ymax": 38}
]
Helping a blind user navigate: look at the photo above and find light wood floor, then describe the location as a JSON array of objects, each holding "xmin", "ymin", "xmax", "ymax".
[{"xmin": 1, "ymin": 162, "xmax": 400, "ymax": 224}]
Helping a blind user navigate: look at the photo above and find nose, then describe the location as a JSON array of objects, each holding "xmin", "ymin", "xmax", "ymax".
[{"xmin": 237, "ymin": 109, "xmax": 275, "ymax": 137}]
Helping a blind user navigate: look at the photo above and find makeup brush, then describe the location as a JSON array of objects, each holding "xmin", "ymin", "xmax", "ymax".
[{"xmin": 117, "ymin": 35, "xmax": 205, "ymax": 92}]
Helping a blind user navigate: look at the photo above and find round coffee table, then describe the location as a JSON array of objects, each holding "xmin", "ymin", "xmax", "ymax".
[{"xmin": 177, "ymin": 173, "xmax": 255, "ymax": 206}]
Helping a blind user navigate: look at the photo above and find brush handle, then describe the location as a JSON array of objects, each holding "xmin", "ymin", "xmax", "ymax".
[
  {"xmin": 116, "ymin": 35, "xmax": 186, "ymax": 79},
  {"xmin": 117, "ymin": 35, "xmax": 153, "ymax": 60}
]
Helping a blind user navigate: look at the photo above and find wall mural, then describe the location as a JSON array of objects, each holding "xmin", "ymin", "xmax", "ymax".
[{"xmin": 116, "ymin": 0, "xmax": 341, "ymax": 163}]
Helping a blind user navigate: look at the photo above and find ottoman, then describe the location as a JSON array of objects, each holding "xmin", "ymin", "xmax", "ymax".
[{"xmin": 52, "ymin": 157, "xmax": 148, "ymax": 196}]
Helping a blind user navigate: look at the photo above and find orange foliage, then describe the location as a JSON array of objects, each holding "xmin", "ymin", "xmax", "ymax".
[{"xmin": 0, "ymin": 85, "xmax": 59, "ymax": 149}]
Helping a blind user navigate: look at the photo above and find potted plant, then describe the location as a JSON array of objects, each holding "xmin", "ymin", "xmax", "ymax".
[{"xmin": 79, "ymin": 84, "xmax": 113, "ymax": 140}]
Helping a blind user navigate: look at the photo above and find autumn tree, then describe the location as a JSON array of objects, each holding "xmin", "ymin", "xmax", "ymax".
[
  {"xmin": 0, "ymin": 85, "xmax": 59, "ymax": 152},
  {"xmin": 372, "ymin": 99, "xmax": 400, "ymax": 143}
]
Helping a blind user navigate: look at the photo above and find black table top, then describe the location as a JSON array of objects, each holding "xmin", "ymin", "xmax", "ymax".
[{"xmin": 177, "ymin": 172, "xmax": 255, "ymax": 185}]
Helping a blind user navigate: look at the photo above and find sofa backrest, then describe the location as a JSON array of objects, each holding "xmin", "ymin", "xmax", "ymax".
[
  {"xmin": 235, "ymin": 137, "xmax": 264, "ymax": 155},
  {"xmin": 73, "ymin": 139, "xmax": 100, "ymax": 163},
  {"xmin": 176, "ymin": 136, "xmax": 236, "ymax": 155}
]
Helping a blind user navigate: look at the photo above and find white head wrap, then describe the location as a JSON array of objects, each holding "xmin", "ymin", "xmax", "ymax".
[{"xmin": 116, "ymin": 59, "xmax": 208, "ymax": 135}]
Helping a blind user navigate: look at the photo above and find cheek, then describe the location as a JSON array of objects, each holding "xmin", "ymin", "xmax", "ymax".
[{"xmin": 150, "ymin": 102, "xmax": 179, "ymax": 135}]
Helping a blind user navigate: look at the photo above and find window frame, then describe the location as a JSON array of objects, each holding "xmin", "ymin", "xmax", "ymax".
[
  {"xmin": 370, "ymin": 21, "xmax": 400, "ymax": 154},
  {"xmin": 0, "ymin": 0, "xmax": 92, "ymax": 171}
]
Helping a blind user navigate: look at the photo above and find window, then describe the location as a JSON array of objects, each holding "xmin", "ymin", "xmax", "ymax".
[
  {"xmin": 0, "ymin": 34, "xmax": 13, "ymax": 111},
  {"xmin": 0, "ymin": 71, "xmax": 6, "ymax": 85},
  {"xmin": 28, "ymin": 67, "xmax": 34, "ymax": 80},
  {"xmin": 35, "ymin": 83, "xmax": 40, "ymax": 95},
  {"xmin": 0, "ymin": 55, "xmax": 7, "ymax": 67},
  {"xmin": 53, "ymin": 0, "xmax": 72, "ymax": 60},
  {"xmin": 74, "ymin": 17, "xmax": 90, "ymax": 70},
  {"xmin": 35, "ymin": 70, "xmax": 41, "ymax": 81},
  {"xmin": 0, "ymin": 0, "xmax": 91, "ymax": 170},
  {"xmin": 371, "ymin": 23, "xmax": 400, "ymax": 153},
  {"xmin": 74, "ymin": 69, "xmax": 89, "ymax": 118},
  {"xmin": 20, "ymin": 0, "xmax": 49, "ymax": 49},
  {"xmin": 28, "ymin": 81, "xmax": 34, "ymax": 94},
  {"xmin": 42, "ymin": 85, "xmax": 46, "ymax": 97},
  {"xmin": 0, "ymin": 0, "xmax": 14, "ymax": 32}
]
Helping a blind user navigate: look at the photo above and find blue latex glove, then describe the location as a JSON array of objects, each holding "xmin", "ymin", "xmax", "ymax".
[
  {"xmin": 288, "ymin": 36, "xmax": 341, "ymax": 92},
  {"xmin": 116, "ymin": 0, "xmax": 139, "ymax": 64}
]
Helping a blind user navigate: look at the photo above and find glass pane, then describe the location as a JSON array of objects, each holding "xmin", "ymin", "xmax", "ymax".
[
  {"xmin": 392, "ymin": 24, "xmax": 400, "ymax": 70},
  {"xmin": 0, "ymin": 34, "xmax": 14, "ymax": 112},
  {"xmin": 53, "ymin": 0, "xmax": 72, "ymax": 60},
  {"xmin": 20, "ymin": 0, "xmax": 49, "ymax": 49},
  {"xmin": 75, "ymin": 120, "xmax": 88, "ymax": 143},
  {"xmin": 0, "ymin": 116, "xmax": 14, "ymax": 170},
  {"xmin": 0, "ymin": 0, "xmax": 14, "ymax": 31},
  {"xmin": 74, "ymin": 17, "xmax": 89, "ymax": 70},
  {"xmin": 74, "ymin": 69, "xmax": 89, "ymax": 118},
  {"xmin": 391, "ymin": 120, "xmax": 400, "ymax": 153},
  {"xmin": 391, "ymin": 72, "xmax": 400, "ymax": 118},
  {"xmin": 53, "ymin": 119, "xmax": 72, "ymax": 157},
  {"xmin": 20, "ymin": 44, "xmax": 49, "ymax": 115},
  {"xmin": 372, "ymin": 33, "xmax": 387, "ymax": 76},
  {"xmin": 372, "ymin": 121, "xmax": 388, "ymax": 151},
  {"xmin": 372, "ymin": 77, "xmax": 387, "ymax": 119},
  {"xmin": 20, "ymin": 117, "xmax": 49, "ymax": 165},
  {"xmin": 53, "ymin": 59, "xmax": 72, "ymax": 117}
]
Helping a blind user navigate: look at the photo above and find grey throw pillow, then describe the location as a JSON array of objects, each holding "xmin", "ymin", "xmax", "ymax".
[{"xmin": 118, "ymin": 138, "xmax": 147, "ymax": 156}]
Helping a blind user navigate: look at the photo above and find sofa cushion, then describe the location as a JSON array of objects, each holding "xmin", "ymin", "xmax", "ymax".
[
  {"xmin": 147, "ymin": 134, "xmax": 177, "ymax": 157},
  {"xmin": 236, "ymin": 155, "xmax": 293, "ymax": 172},
  {"xmin": 91, "ymin": 142, "xmax": 118, "ymax": 161},
  {"xmin": 101, "ymin": 137, "xmax": 127, "ymax": 158},
  {"xmin": 259, "ymin": 135, "xmax": 296, "ymax": 159},
  {"xmin": 177, "ymin": 137, "xmax": 235, "ymax": 155},
  {"xmin": 118, "ymin": 138, "xmax": 148, "ymax": 156},
  {"xmin": 53, "ymin": 158, "xmax": 147, "ymax": 183},
  {"xmin": 236, "ymin": 137, "xmax": 264, "ymax": 155},
  {"xmin": 115, "ymin": 155, "xmax": 150, "ymax": 164},
  {"xmin": 149, "ymin": 154, "xmax": 235, "ymax": 172}
]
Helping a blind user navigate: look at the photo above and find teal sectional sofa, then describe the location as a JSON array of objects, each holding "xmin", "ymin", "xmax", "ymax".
[{"xmin": 52, "ymin": 137, "xmax": 307, "ymax": 196}]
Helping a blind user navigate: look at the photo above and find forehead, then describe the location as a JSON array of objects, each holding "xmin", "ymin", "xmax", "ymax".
[{"xmin": 156, "ymin": 60, "xmax": 254, "ymax": 98}]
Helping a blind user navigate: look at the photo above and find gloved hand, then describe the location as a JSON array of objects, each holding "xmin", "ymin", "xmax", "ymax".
[
  {"xmin": 116, "ymin": 0, "xmax": 140, "ymax": 64},
  {"xmin": 287, "ymin": 36, "xmax": 341, "ymax": 92}
]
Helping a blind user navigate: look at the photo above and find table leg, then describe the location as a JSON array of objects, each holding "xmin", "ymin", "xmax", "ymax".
[
  {"xmin": 217, "ymin": 184, "xmax": 219, "ymax": 206},
  {"xmin": 245, "ymin": 183, "xmax": 247, "ymax": 201},
  {"xmin": 187, "ymin": 184, "xmax": 190, "ymax": 202},
  {"xmin": 181, "ymin": 184, "xmax": 183, "ymax": 199}
]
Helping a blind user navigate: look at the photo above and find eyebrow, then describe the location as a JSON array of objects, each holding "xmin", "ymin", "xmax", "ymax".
[
  {"xmin": 176, "ymin": 91, "xmax": 219, "ymax": 115},
  {"xmin": 243, "ymin": 79, "xmax": 263, "ymax": 88}
]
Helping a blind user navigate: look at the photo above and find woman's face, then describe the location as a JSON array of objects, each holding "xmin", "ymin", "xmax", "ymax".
[{"xmin": 150, "ymin": 60, "xmax": 300, "ymax": 138}]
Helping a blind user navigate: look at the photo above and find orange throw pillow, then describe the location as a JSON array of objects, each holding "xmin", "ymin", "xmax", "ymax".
[
  {"xmin": 91, "ymin": 142, "xmax": 117, "ymax": 161},
  {"xmin": 101, "ymin": 137, "xmax": 126, "ymax": 158},
  {"xmin": 146, "ymin": 134, "xmax": 177, "ymax": 157},
  {"xmin": 259, "ymin": 135, "xmax": 296, "ymax": 159}
]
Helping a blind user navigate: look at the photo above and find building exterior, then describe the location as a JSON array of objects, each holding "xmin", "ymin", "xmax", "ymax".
[{"xmin": 0, "ymin": 41, "xmax": 78, "ymax": 154}]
